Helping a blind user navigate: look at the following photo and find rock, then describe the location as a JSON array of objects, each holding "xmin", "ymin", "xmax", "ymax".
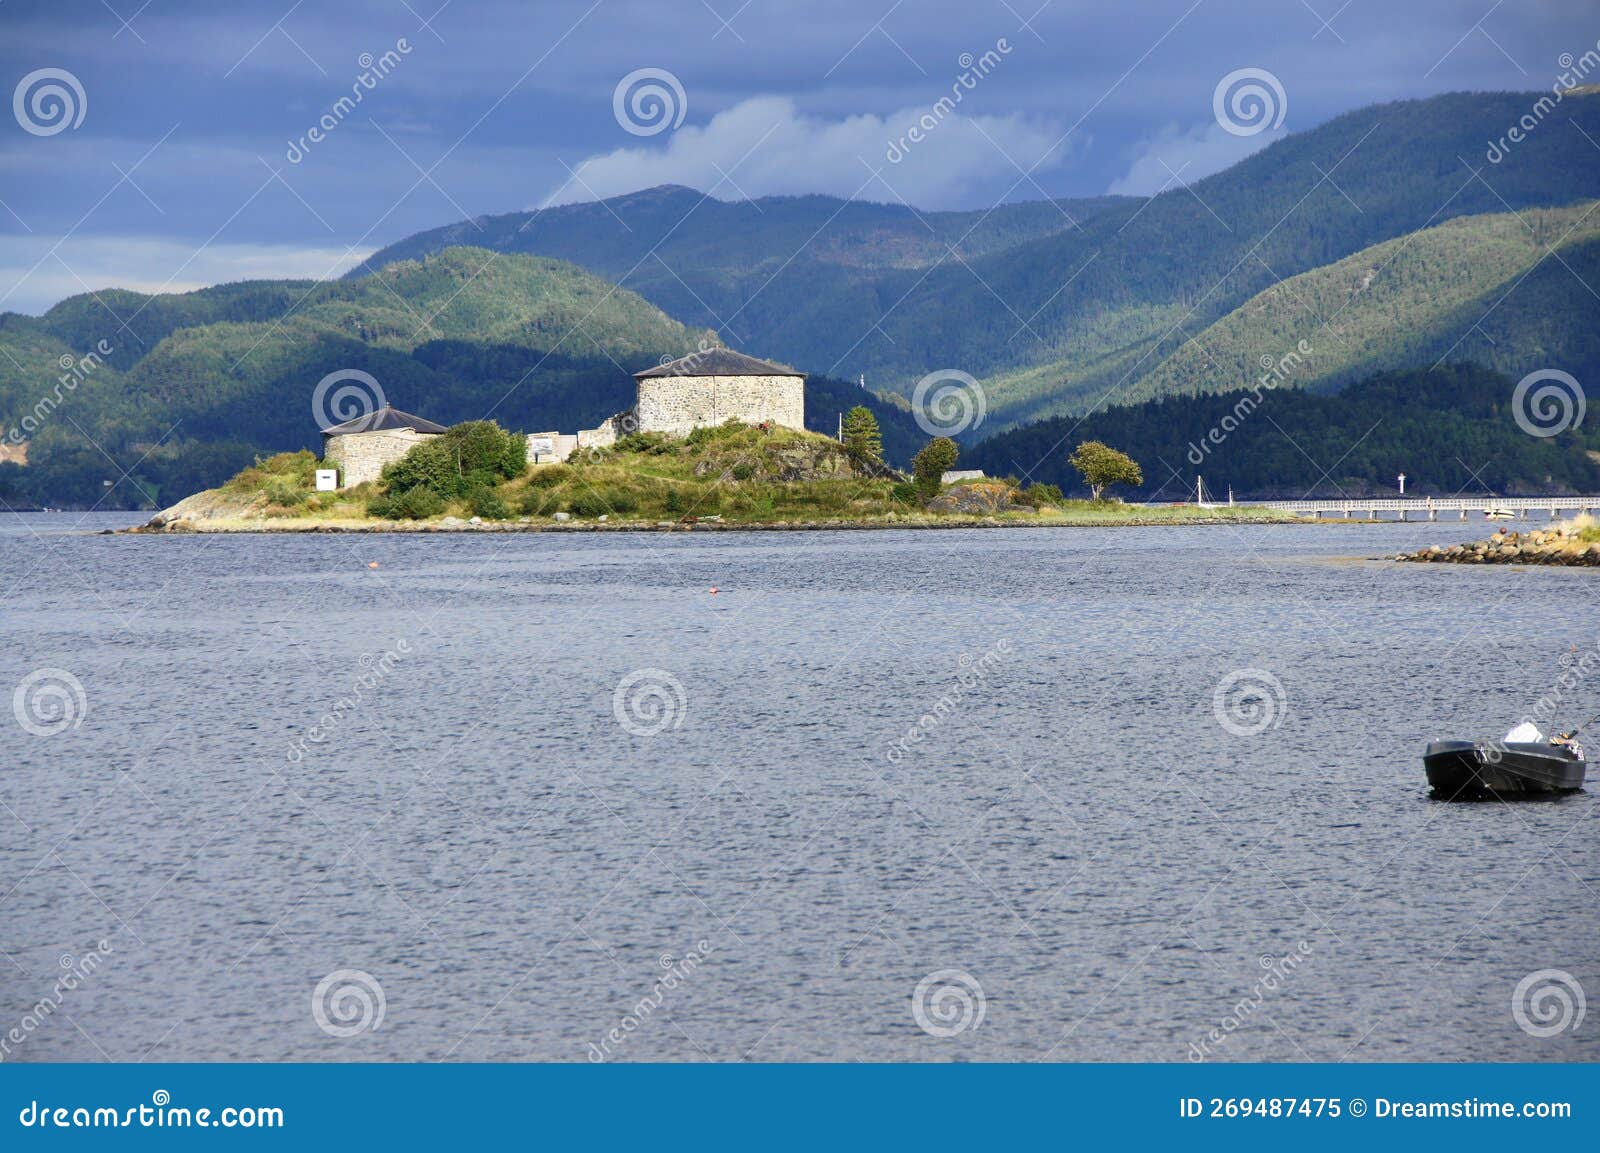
[
  {"xmin": 554, "ymin": 512, "xmax": 571, "ymax": 522},
  {"xmin": 442, "ymin": 516, "xmax": 463, "ymax": 525},
  {"xmin": 469, "ymin": 516, "xmax": 482, "ymax": 524},
  {"xmin": 597, "ymin": 514, "xmax": 608, "ymax": 522},
  {"xmin": 926, "ymin": 481, "xmax": 1018, "ymax": 515}
]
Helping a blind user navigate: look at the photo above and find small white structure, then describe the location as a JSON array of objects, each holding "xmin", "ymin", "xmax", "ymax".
[
  {"xmin": 525, "ymin": 432, "xmax": 578, "ymax": 464},
  {"xmin": 322, "ymin": 405, "xmax": 447, "ymax": 488},
  {"xmin": 314, "ymin": 469, "xmax": 339, "ymax": 492}
]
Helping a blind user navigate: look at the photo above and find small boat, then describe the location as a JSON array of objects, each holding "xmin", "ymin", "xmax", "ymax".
[
  {"xmin": 1423, "ymin": 737, "xmax": 1587, "ymax": 798},
  {"xmin": 1483, "ymin": 506, "xmax": 1516, "ymax": 520}
]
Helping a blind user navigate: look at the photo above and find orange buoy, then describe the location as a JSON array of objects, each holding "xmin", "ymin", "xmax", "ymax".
[
  {"xmin": 368, "ymin": 561, "xmax": 380, "ymax": 569},
  {"xmin": 709, "ymin": 586, "xmax": 719, "ymax": 594}
]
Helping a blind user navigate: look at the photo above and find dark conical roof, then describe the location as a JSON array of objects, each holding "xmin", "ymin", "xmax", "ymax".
[
  {"xmin": 635, "ymin": 348, "xmax": 801, "ymax": 378},
  {"xmin": 322, "ymin": 405, "xmax": 448, "ymax": 436}
]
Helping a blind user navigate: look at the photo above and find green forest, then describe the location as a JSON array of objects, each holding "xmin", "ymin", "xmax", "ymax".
[{"xmin": 967, "ymin": 364, "xmax": 1600, "ymax": 498}]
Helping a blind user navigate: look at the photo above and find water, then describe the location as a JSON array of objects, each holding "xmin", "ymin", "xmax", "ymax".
[{"xmin": 2, "ymin": 513, "xmax": 1596, "ymax": 1063}]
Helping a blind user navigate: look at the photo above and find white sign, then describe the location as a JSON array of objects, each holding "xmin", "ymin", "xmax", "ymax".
[
  {"xmin": 529, "ymin": 437, "xmax": 555, "ymax": 456},
  {"xmin": 315, "ymin": 469, "xmax": 339, "ymax": 492}
]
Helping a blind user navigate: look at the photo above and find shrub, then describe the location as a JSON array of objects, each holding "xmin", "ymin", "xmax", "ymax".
[
  {"xmin": 398, "ymin": 485, "xmax": 447, "ymax": 519},
  {"xmin": 381, "ymin": 420, "xmax": 526, "ymax": 499},
  {"xmin": 686, "ymin": 419, "xmax": 746, "ymax": 448},
  {"xmin": 1028, "ymin": 483, "xmax": 1064, "ymax": 505},
  {"xmin": 912, "ymin": 437, "xmax": 959, "ymax": 498},
  {"xmin": 261, "ymin": 475, "xmax": 308, "ymax": 507},
  {"xmin": 518, "ymin": 487, "xmax": 560, "ymax": 516},
  {"xmin": 614, "ymin": 431, "xmax": 675, "ymax": 454},
  {"xmin": 470, "ymin": 487, "xmax": 512, "ymax": 520},
  {"xmin": 567, "ymin": 486, "xmax": 638, "ymax": 518},
  {"xmin": 526, "ymin": 465, "xmax": 573, "ymax": 488},
  {"xmin": 731, "ymin": 461, "xmax": 756, "ymax": 481},
  {"xmin": 890, "ymin": 482, "xmax": 920, "ymax": 504}
]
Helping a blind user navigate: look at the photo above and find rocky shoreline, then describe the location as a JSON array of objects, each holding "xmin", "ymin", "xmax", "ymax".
[
  {"xmin": 1397, "ymin": 524, "xmax": 1600, "ymax": 566},
  {"xmin": 123, "ymin": 511, "xmax": 1305, "ymax": 535}
]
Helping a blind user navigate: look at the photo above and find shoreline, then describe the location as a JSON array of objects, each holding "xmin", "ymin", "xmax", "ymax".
[{"xmin": 118, "ymin": 511, "xmax": 1343, "ymax": 535}]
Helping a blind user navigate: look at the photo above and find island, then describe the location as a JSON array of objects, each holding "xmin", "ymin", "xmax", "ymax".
[{"xmin": 128, "ymin": 418, "xmax": 1293, "ymax": 534}]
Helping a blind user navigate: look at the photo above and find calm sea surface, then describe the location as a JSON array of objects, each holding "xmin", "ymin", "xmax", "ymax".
[{"xmin": 2, "ymin": 512, "xmax": 1596, "ymax": 1062}]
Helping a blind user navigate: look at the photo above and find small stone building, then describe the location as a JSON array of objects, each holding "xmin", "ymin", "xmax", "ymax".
[
  {"xmin": 633, "ymin": 348, "xmax": 805, "ymax": 437},
  {"xmin": 322, "ymin": 405, "xmax": 447, "ymax": 488}
]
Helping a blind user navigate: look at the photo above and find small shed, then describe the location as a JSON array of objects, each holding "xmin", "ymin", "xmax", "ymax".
[{"xmin": 322, "ymin": 405, "xmax": 447, "ymax": 488}]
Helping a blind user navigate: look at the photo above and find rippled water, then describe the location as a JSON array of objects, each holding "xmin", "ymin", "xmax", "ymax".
[{"xmin": 3, "ymin": 512, "xmax": 1596, "ymax": 1062}]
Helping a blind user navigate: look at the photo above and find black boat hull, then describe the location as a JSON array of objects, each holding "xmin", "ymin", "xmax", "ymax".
[{"xmin": 1424, "ymin": 740, "xmax": 1586, "ymax": 798}]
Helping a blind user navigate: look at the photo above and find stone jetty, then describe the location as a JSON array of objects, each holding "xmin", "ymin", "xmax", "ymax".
[{"xmin": 1398, "ymin": 523, "xmax": 1600, "ymax": 566}]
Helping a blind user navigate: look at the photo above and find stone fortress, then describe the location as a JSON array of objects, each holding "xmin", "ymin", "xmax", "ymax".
[
  {"xmin": 321, "ymin": 348, "xmax": 806, "ymax": 486},
  {"xmin": 526, "ymin": 347, "xmax": 806, "ymax": 463},
  {"xmin": 322, "ymin": 406, "xmax": 448, "ymax": 487}
]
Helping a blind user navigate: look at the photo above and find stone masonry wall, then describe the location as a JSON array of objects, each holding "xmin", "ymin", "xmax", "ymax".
[
  {"xmin": 324, "ymin": 428, "xmax": 436, "ymax": 488},
  {"xmin": 635, "ymin": 374, "xmax": 804, "ymax": 437}
]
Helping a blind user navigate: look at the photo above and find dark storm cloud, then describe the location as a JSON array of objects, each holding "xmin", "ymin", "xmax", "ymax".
[{"xmin": 0, "ymin": 0, "xmax": 1590, "ymax": 311}]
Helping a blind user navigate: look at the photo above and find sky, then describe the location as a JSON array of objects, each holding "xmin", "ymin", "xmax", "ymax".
[{"xmin": 0, "ymin": 0, "xmax": 1593, "ymax": 313}]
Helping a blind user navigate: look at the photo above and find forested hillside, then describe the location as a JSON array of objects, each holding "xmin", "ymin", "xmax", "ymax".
[
  {"xmin": 967, "ymin": 364, "xmax": 1600, "ymax": 498},
  {"xmin": 0, "ymin": 248, "xmax": 922, "ymax": 508}
]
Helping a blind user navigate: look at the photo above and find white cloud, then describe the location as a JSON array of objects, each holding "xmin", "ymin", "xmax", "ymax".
[
  {"xmin": 0, "ymin": 237, "xmax": 374, "ymax": 316},
  {"xmin": 1107, "ymin": 121, "xmax": 1285, "ymax": 196},
  {"xmin": 545, "ymin": 96, "xmax": 1073, "ymax": 211}
]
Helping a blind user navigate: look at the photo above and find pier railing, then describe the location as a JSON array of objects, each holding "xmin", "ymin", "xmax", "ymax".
[{"xmin": 1167, "ymin": 496, "xmax": 1600, "ymax": 520}]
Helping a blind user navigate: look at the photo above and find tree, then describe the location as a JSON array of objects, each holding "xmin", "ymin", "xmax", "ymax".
[
  {"xmin": 841, "ymin": 406, "xmax": 883, "ymax": 469},
  {"xmin": 912, "ymin": 436, "xmax": 960, "ymax": 498},
  {"xmin": 1068, "ymin": 440, "xmax": 1142, "ymax": 501}
]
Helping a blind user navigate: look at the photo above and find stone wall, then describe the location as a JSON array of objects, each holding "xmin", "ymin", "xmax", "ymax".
[
  {"xmin": 635, "ymin": 374, "xmax": 804, "ymax": 436},
  {"xmin": 323, "ymin": 428, "xmax": 437, "ymax": 488}
]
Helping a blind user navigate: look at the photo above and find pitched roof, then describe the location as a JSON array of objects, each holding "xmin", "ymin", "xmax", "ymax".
[
  {"xmin": 322, "ymin": 406, "xmax": 448, "ymax": 436},
  {"xmin": 634, "ymin": 348, "xmax": 802, "ymax": 379}
]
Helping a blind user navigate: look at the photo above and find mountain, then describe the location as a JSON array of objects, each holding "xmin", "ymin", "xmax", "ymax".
[
  {"xmin": 0, "ymin": 248, "xmax": 924, "ymax": 509},
  {"xmin": 1122, "ymin": 201, "xmax": 1600, "ymax": 404},
  {"xmin": 353, "ymin": 91, "xmax": 1600, "ymax": 428},
  {"xmin": 965, "ymin": 364, "xmax": 1600, "ymax": 499}
]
